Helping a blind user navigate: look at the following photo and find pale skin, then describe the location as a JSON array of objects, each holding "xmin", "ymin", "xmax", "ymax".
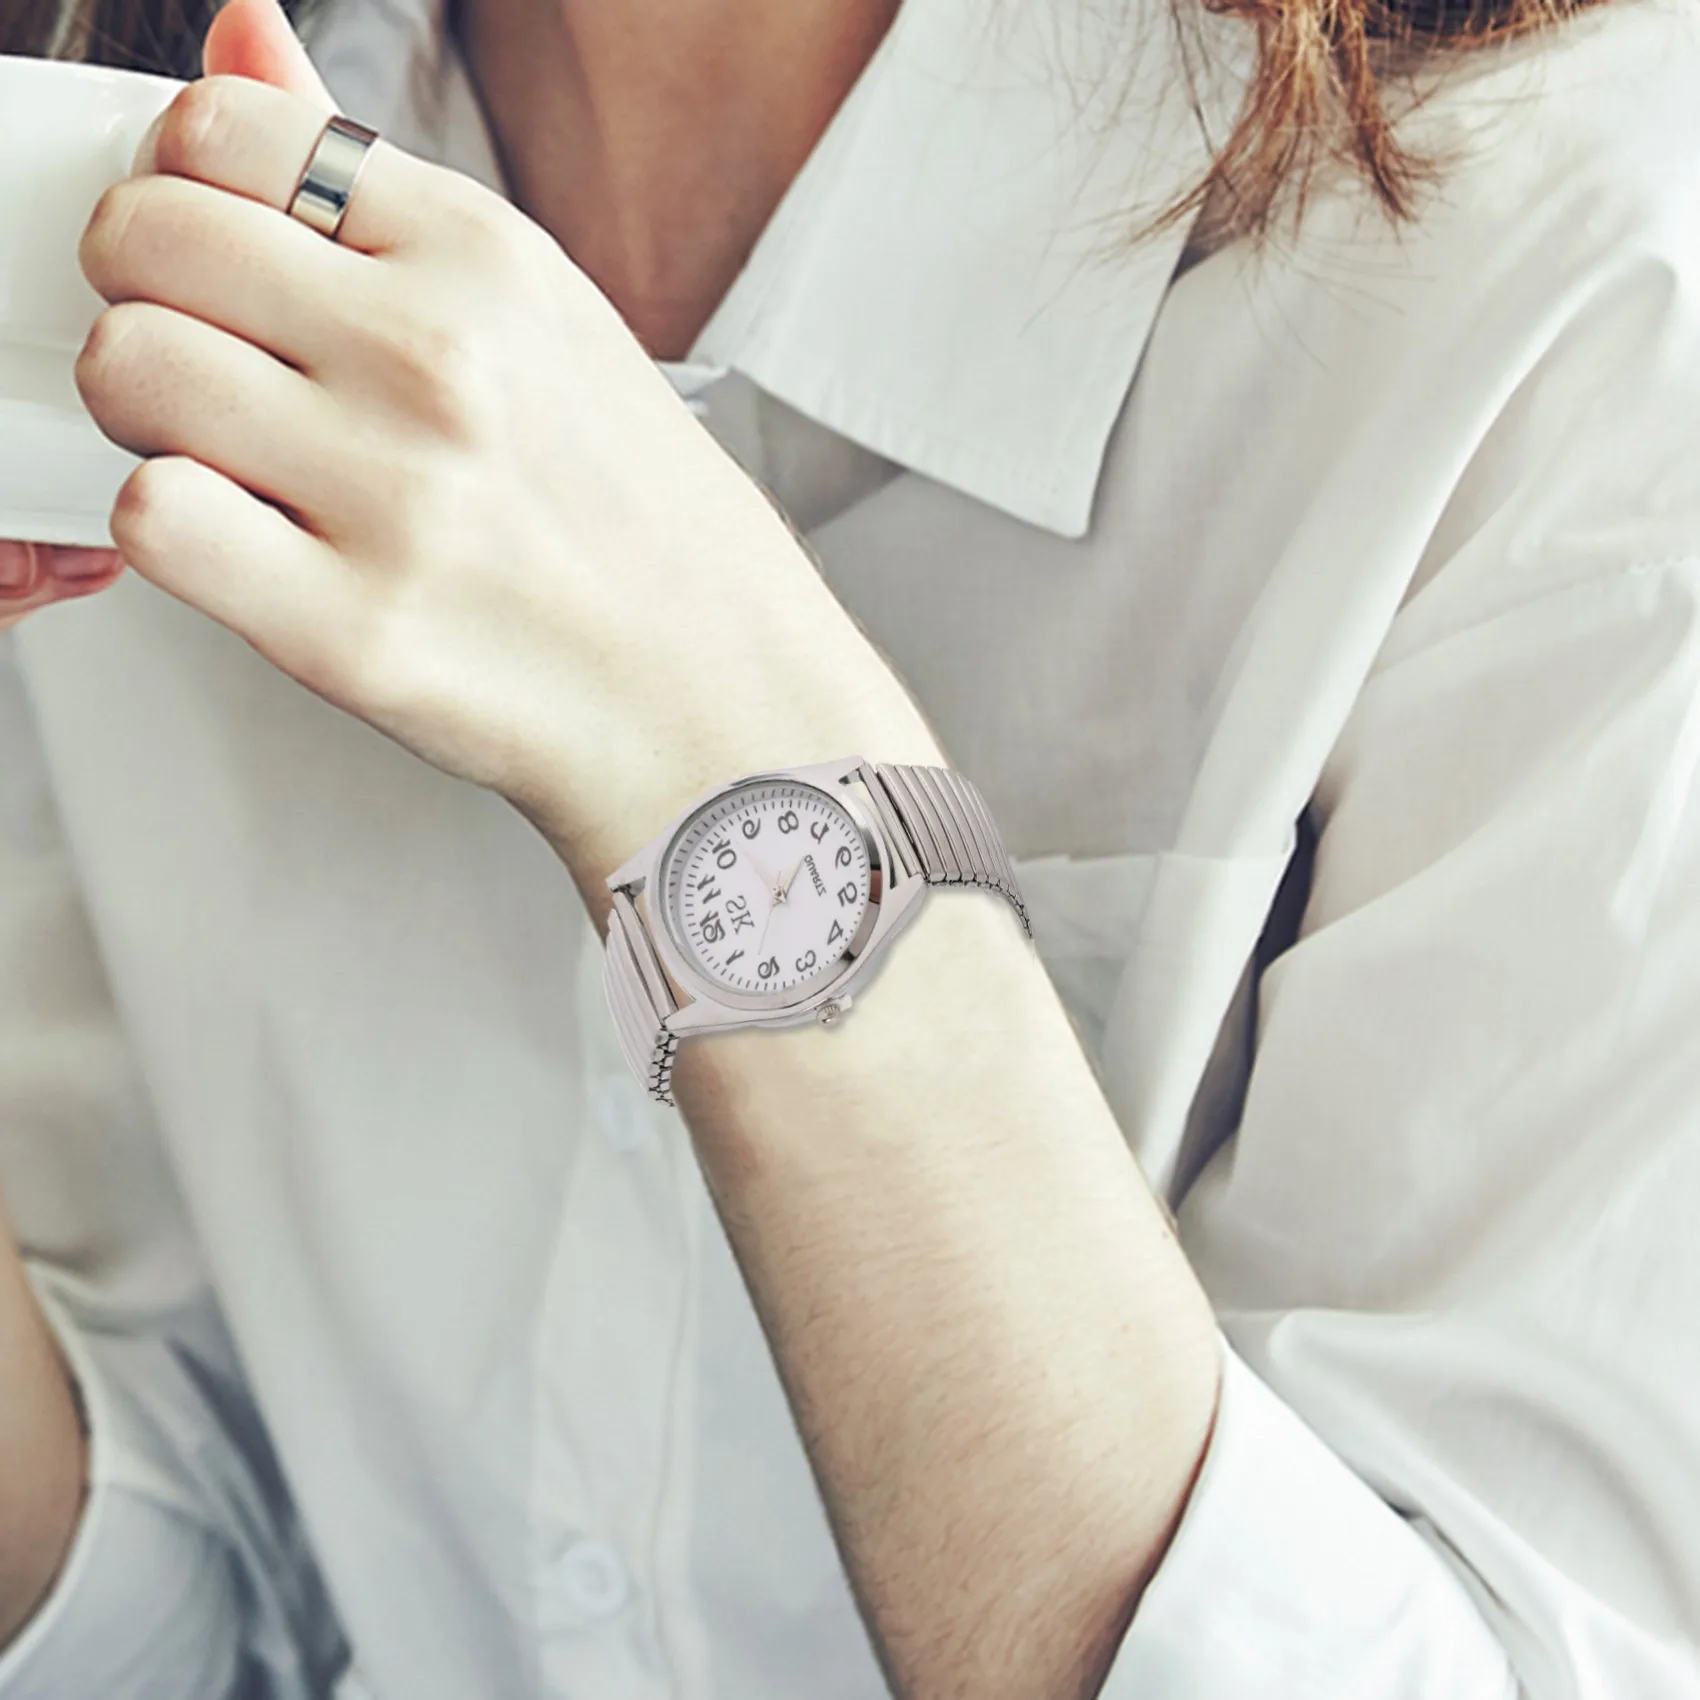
[{"xmin": 0, "ymin": 0, "xmax": 1223, "ymax": 1692}]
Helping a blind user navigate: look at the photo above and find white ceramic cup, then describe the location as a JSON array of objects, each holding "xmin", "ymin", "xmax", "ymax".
[{"xmin": 0, "ymin": 55, "xmax": 182, "ymax": 547}]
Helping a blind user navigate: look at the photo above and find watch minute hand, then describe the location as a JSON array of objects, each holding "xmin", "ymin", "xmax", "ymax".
[{"xmin": 740, "ymin": 846, "xmax": 777, "ymax": 893}]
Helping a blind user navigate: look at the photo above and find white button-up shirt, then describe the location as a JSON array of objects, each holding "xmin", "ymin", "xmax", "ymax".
[{"xmin": 3, "ymin": 0, "xmax": 1699, "ymax": 1693}]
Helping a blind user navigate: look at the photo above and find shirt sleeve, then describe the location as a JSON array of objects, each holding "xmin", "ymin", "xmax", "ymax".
[
  {"xmin": 1104, "ymin": 552, "xmax": 1700, "ymax": 1696},
  {"xmin": 1103, "ymin": 1343, "xmax": 1520, "ymax": 1699},
  {"xmin": 0, "ymin": 1272, "xmax": 346, "ymax": 1700}
]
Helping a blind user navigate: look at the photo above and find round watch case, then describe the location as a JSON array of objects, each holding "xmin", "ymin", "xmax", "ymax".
[
  {"xmin": 656, "ymin": 776, "xmax": 883, "ymax": 1012},
  {"xmin": 608, "ymin": 757, "xmax": 935, "ymax": 1041}
]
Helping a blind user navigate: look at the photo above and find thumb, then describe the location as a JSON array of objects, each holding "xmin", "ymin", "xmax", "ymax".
[{"xmin": 202, "ymin": 0, "xmax": 335, "ymax": 109}]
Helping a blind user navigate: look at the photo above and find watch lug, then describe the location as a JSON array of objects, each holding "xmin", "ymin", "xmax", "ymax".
[
  {"xmin": 665, "ymin": 995, "xmax": 736, "ymax": 1036},
  {"xmin": 789, "ymin": 755, "xmax": 865, "ymax": 793},
  {"xmin": 875, "ymin": 870, "xmax": 928, "ymax": 932},
  {"xmin": 606, "ymin": 846, "xmax": 651, "ymax": 893}
]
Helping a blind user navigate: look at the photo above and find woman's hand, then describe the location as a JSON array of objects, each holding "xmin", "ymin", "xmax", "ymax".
[
  {"xmin": 0, "ymin": 545, "xmax": 124, "ymax": 633},
  {"xmin": 73, "ymin": 0, "xmax": 934, "ymax": 905}
]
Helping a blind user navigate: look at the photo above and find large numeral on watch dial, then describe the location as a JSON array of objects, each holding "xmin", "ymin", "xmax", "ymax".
[{"xmin": 666, "ymin": 780, "xmax": 873, "ymax": 998}]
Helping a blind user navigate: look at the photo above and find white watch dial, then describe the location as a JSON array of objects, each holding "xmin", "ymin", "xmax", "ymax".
[{"xmin": 662, "ymin": 780, "xmax": 872, "ymax": 998}]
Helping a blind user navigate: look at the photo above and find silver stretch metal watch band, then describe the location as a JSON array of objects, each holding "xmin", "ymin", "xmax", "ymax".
[
  {"xmin": 604, "ymin": 763, "xmax": 1027, "ymax": 1106},
  {"xmin": 856, "ymin": 762, "xmax": 1031, "ymax": 937},
  {"xmin": 605, "ymin": 886, "xmax": 682, "ymax": 1102}
]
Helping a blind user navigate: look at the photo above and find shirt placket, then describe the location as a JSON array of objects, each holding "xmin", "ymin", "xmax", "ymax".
[{"xmin": 525, "ymin": 926, "xmax": 709, "ymax": 1700}]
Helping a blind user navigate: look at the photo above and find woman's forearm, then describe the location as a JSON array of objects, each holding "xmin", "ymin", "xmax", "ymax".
[
  {"xmin": 666, "ymin": 890, "xmax": 1221, "ymax": 1700},
  {"xmin": 534, "ymin": 673, "xmax": 1221, "ymax": 1698},
  {"xmin": 0, "ymin": 1204, "xmax": 87, "ymax": 1650}
]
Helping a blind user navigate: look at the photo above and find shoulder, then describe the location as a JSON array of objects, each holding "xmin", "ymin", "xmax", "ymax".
[
  {"xmin": 1283, "ymin": 0, "xmax": 1700, "ymax": 359},
  {"xmin": 1261, "ymin": 1, "xmax": 1700, "ymax": 638},
  {"xmin": 1406, "ymin": 0, "xmax": 1700, "ymax": 250}
]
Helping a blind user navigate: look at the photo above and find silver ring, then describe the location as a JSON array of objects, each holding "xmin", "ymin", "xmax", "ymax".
[{"xmin": 287, "ymin": 114, "xmax": 379, "ymax": 241}]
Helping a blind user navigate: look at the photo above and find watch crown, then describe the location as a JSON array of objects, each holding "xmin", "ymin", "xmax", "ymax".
[{"xmin": 817, "ymin": 1000, "xmax": 844, "ymax": 1027}]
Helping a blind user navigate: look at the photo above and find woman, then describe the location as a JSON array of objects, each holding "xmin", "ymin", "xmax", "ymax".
[{"xmin": 1, "ymin": 0, "xmax": 1697, "ymax": 1691}]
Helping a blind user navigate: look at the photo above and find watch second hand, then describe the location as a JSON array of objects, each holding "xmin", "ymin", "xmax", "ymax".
[
  {"xmin": 752, "ymin": 859, "xmax": 808, "ymax": 974},
  {"xmin": 755, "ymin": 888, "xmax": 782, "ymax": 962},
  {"xmin": 748, "ymin": 847, "xmax": 781, "ymax": 962}
]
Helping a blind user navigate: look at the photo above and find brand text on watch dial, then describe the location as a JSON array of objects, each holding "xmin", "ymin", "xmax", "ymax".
[{"xmin": 666, "ymin": 783, "xmax": 871, "ymax": 996}]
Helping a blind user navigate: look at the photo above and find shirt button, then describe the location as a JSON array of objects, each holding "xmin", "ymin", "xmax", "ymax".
[{"xmin": 555, "ymin": 1538, "xmax": 630, "ymax": 1622}]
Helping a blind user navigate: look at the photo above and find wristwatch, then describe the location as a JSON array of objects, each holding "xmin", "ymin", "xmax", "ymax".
[{"xmin": 603, "ymin": 756, "xmax": 1031, "ymax": 1105}]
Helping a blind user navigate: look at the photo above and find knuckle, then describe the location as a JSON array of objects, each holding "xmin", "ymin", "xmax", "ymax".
[
  {"xmin": 80, "ymin": 178, "xmax": 145, "ymax": 291},
  {"xmin": 443, "ymin": 177, "xmax": 547, "ymax": 278},
  {"xmin": 344, "ymin": 452, "xmax": 435, "ymax": 563},
  {"xmin": 110, "ymin": 457, "xmax": 184, "ymax": 561},
  {"xmin": 74, "ymin": 302, "xmax": 146, "ymax": 407},
  {"xmin": 374, "ymin": 309, "xmax": 501, "ymax": 446},
  {"xmin": 153, "ymin": 77, "xmax": 238, "ymax": 180},
  {"xmin": 371, "ymin": 453, "xmax": 471, "ymax": 556},
  {"xmin": 480, "ymin": 201, "xmax": 539, "ymax": 269},
  {"xmin": 441, "ymin": 174, "xmax": 511, "ymax": 243},
  {"xmin": 292, "ymin": 602, "xmax": 387, "ymax": 712},
  {"xmin": 312, "ymin": 578, "xmax": 428, "ymax": 729}
]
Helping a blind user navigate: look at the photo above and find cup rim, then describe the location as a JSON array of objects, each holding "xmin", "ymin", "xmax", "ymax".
[{"xmin": 0, "ymin": 51, "xmax": 183, "ymax": 97}]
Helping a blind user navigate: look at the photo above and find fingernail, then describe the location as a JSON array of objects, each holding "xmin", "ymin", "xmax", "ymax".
[
  {"xmin": 0, "ymin": 542, "xmax": 36, "ymax": 595},
  {"xmin": 48, "ymin": 546, "xmax": 120, "ymax": 582}
]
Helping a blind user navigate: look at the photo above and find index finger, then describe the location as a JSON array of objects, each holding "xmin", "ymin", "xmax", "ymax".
[{"xmin": 131, "ymin": 76, "xmax": 425, "ymax": 256}]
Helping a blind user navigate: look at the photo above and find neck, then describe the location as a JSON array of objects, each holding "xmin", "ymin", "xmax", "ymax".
[{"xmin": 455, "ymin": 0, "xmax": 900, "ymax": 358}]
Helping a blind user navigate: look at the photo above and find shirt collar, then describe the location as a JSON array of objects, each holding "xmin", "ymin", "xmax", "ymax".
[
  {"xmin": 302, "ymin": 0, "xmax": 1247, "ymax": 540},
  {"xmin": 689, "ymin": 0, "xmax": 1249, "ymax": 538}
]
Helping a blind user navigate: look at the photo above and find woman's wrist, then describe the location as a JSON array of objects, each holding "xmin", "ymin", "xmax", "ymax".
[{"xmin": 514, "ymin": 608, "xmax": 949, "ymax": 925}]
